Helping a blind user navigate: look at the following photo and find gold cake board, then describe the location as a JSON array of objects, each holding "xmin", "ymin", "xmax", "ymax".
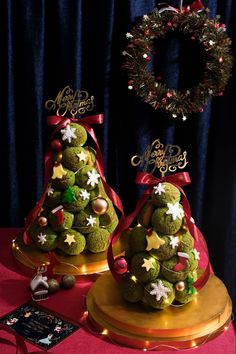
[
  {"xmin": 12, "ymin": 232, "xmax": 125, "ymax": 278},
  {"xmin": 86, "ymin": 273, "xmax": 232, "ymax": 350}
]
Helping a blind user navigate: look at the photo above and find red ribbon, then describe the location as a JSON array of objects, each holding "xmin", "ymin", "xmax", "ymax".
[
  {"xmin": 23, "ymin": 113, "xmax": 124, "ymax": 253},
  {"xmin": 108, "ymin": 171, "xmax": 210, "ymax": 291}
]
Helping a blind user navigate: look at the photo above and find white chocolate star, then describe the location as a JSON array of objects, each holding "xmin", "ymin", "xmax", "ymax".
[
  {"xmin": 193, "ymin": 248, "xmax": 200, "ymax": 260},
  {"xmin": 87, "ymin": 170, "xmax": 100, "ymax": 187},
  {"xmin": 37, "ymin": 233, "xmax": 47, "ymax": 245},
  {"xmin": 64, "ymin": 234, "xmax": 76, "ymax": 246},
  {"xmin": 153, "ymin": 183, "xmax": 165, "ymax": 195},
  {"xmin": 169, "ymin": 236, "xmax": 180, "ymax": 249},
  {"xmin": 150, "ymin": 280, "xmax": 170, "ymax": 301},
  {"xmin": 61, "ymin": 125, "xmax": 77, "ymax": 143},
  {"xmin": 79, "ymin": 189, "xmax": 90, "ymax": 201},
  {"xmin": 166, "ymin": 202, "xmax": 184, "ymax": 221},
  {"xmin": 77, "ymin": 150, "xmax": 87, "ymax": 162},
  {"xmin": 86, "ymin": 215, "xmax": 97, "ymax": 227},
  {"xmin": 142, "ymin": 258, "xmax": 155, "ymax": 272}
]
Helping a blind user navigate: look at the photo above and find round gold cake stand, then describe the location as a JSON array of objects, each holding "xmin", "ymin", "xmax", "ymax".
[
  {"xmin": 12, "ymin": 232, "xmax": 126, "ymax": 278},
  {"xmin": 86, "ymin": 273, "xmax": 232, "ymax": 350}
]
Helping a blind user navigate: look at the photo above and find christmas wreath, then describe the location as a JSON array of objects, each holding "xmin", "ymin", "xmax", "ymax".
[{"xmin": 123, "ymin": 7, "xmax": 233, "ymax": 119}]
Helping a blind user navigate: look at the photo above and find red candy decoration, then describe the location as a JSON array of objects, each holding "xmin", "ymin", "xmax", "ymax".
[
  {"xmin": 51, "ymin": 139, "xmax": 63, "ymax": 152},
  {"xmin": 114, "ymin": 257, "xmax": 128, "ymax": 274}
]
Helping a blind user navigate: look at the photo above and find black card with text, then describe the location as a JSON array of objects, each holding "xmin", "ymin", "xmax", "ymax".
[{"xmin": 0, "ymin": 302, "xmax": 80, "ymax": 350}]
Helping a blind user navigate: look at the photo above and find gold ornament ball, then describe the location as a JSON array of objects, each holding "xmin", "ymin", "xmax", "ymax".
[
  {"xmin": 55, "ymin": 152, "xmax": 63, "ymax": 163},
  {"xmin": 61, "ymin": 274, "xmax": 76, "ymax": 289},
  {"xmin": 38, "ymin": 216, "xmax": 48, "ymax": 227},
  {"xmin": 48, "ymin": 278, "xmax": 60, "ymax": 294},
  {"xmin": 175, "ymin": 281, "xmax": 185, "ymax": 292},
  {"xmin": 91, "ymin": 197, "xmax": 108, "ymax": 215}
]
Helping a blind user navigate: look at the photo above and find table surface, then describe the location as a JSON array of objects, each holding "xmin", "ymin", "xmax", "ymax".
[{"xmin": 0, "ymin": 228, "xmax": 235, "ymax": 354}]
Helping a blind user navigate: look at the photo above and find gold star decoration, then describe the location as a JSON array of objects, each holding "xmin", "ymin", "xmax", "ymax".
[
  {"xmin": 142, "ymin": 257, "xmax": 155, "ymax": 272},
  {"xmin": 77, "ymin": 150, "xmax": 87, "ymax": 162},
  {"xmin": 146, "ymin": 230, "xmax": 165, "ymax": 251},
  {"xmin": 64, "ymin": 234, "xmax": 76, "ymax": 246},
  {"xmin": 51, "ymin": 163, "xmax": 67, "ymax": 179}
]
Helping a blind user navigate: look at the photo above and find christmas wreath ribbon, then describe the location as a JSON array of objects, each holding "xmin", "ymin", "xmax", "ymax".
[
  {"xmin": 24, "ymin": 114, "xmax": 124, "ymax": 248},
  {"xmin": 108, "ymin": 171, "xmax": 210, "ymax": 291}
]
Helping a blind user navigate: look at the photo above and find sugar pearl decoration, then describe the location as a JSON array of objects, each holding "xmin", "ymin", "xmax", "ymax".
[
  {"xmin": 91, "ymin": 197, "xmax": 108, "ymax": 215},
  {"xmin": 175, "ymin": 281, "xmax": 185, "ymax": 292},
  {"xmin": 38, "ymin": 216, "xmax": 48, "ymax": 227}
]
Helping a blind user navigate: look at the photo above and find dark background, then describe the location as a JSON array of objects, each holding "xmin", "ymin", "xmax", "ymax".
[{"xmin": 0, "ymin": 1, "xmax": 235, "ymax": 316}]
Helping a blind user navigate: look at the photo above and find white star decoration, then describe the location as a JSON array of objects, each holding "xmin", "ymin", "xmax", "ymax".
[
  {"xmin": 61, "ymin": 125, "xmax": 77, "ymax": 143},
  {"xmin": 169, "ymin": 236, "xmax": 180, "ymax": 249},
  {"xmin": 209, "ymin": 40, "xmax": 215, "ymax": 46},
  {"xmin": 46, "ymin": 186, "xmax": 54, "ymax": 196},
  {"xmin": 64, "ymin": 234, "xmax": 76, "ymax": 246},
  {"xmin": 87, "ymin": 170, "xmax": 100, "ymax": 187},
  {"xmin": 126, "ymin": 32, "xmax": 133, "ymax": 38},
  {"xmin": 37, "ymin": 233, "xmax": 47, "ymax": 245},
  {"xmin": 193, "ymin": 248, "xmax": 200, "ymax": 260},
  {"xmin": 86, "ymin": 215, "xmax": 97, "ymax": 227},
  {"xmin": 77, "ymin": 150, "xmax": 87, "ymax": 162},
  {"xmin": 79, "ymin": 189, "xmax": 90, "ymax": 201},
  {"xmin": 166, "ymin": 202, "xmax": 184, "ymax": 221},
  {"xmin": 150, "ymin": 280, "xmax": 170, "ymax": 301},
  {"xmin": 143, "ymin": 14, "xmax": 149, "ymax": 21},
  {"xmin": 153, "ymin": 183, "xmax": 165, "ymax": 195},
  {"xmin": 142, "ymin": 258, "xmax": 155, "ymax": 272}
]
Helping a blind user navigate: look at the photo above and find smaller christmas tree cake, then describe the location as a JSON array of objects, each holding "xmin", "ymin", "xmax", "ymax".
[{"xmin": 110, "ymin": 139, "xmax": 205, "ymax": 310}]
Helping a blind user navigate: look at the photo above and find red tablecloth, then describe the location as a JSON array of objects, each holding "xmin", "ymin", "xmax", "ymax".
[{"xmin": 0, "ymin": 228, "xmax": 235, "ymax": 354}]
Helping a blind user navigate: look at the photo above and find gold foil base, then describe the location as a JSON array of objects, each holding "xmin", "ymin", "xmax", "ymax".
[
  {"xmin": 12, "ymin": 232, "xmax": 125, "ymax": 278},
  {"xmin": 86, "ymin": 273, "xmax": 232, "ymax": 350}
]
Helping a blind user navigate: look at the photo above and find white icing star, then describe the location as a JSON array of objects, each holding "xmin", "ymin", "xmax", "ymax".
[
  {"xmin": 46, "ymin": 186, "xmax": 54, "ymax": 196},
  {"xmin": 153, "ymin": 183, "xmax": 165, "ymax": 195},
  {"xmin": 193, "ymin": 248, "xmax": 200, "ymax": 260},
  {"xmin": 86, "ymin": 215, "xmax": 97, "ymax": 227},
  {"xmin": 61, "ymin": 125, "xmax": 77, "ymax": 143},
  {"xmin": 64, "ymin": 234, "xmax": 76, "ymax": 246},
  {"xmin": 37, "ymin": 233, "xmax": 47, "ymax": 245},
  {"xmin": 126, "ymin": 32, "xmax": 133, "ymax": 38},
  {"xmin": 142, "ymin": 258, "xmax": 155, "ymax": 272},
  {"xmin": 77, "ymin": 150, "xmax": 87, "ymax": 162},
  {"xmin": 87, "ymin": 170, "xmax": 100, "ymax": 187},
  {"xmin": 166, "ymin": 202, "xmax": 184, "ymax": 221},
  {"xmin": 169, "ymin": 236, "xmax": 180, "ymax": 249},
  {"xmin": 149, "ymin": 280, "xmax": 171, "ymax": 301},
  {"xmin": 79, "ymin": 189, "xmax": 90, "ymax": 201}
]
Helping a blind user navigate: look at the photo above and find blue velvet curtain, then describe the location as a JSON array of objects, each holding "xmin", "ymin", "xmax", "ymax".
[{"xmin": 0, "ymin": 0, "xmax": 235, "ymax": 313}]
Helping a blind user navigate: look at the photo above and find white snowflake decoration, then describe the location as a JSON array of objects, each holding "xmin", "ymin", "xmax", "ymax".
[
  {"xmin": 87, "ymin": 170, "xmax": 100, "ymax": 187},
  {"xmin": 153, "ymin": 183, "xmax": 165, "ymax": 195},
  {"xmin": 169, "ymin": 236, "xmax": 179, "ymax": 249},
  {"xmin": 166, "ymin": 202, "xmax": 184, "ymax": 221},
  {"xmin": 37, "ymin": 233, "xmax": 47, "ymax": 245},
  {"xmin": 61, "ymin": 125, "xmax": 77, "ymax": 143},
  {"xmin": 86, "ymin": 215, "xmax": 97, "ymax": 227},
  {"xmin": 46, "ymin": 186, "xmax": 54, "ymax": 196},
  {"xmin": 79, "ymin": 189, "xmax": 90, "ymax": 201},
  {"xmin": 149, "ymin": 280, "xmax": 170, "ymax": 301}
]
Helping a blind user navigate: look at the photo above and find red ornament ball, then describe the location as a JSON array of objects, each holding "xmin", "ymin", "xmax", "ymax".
[
  {"xmin": 114, "ymin": 257, "xmax": 128, "ymax": 274},
  {"xmin": 51, "ymin": 139, "xmax": 63, "ymax": 152}
]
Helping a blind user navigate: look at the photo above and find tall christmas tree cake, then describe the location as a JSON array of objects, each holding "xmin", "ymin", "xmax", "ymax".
[
  {"xmin": 86, "ymin": 139, "xmax": 232, "ymax": 350},
  {"xmin": 12, "ymin": 87, "xmax": 123, "ymax": 276}
]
